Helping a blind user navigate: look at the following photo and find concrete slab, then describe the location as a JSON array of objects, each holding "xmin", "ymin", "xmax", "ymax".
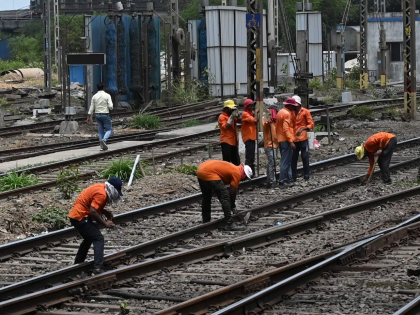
[
  {"xmin": 155, "ymin": 122, "xmax": 218, "ymax": 139},
  {"xmin": 0, "ymin": 141, "xmax": 151, "ymax": 173}
]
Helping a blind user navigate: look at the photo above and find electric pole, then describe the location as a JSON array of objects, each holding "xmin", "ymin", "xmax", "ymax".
[
  {"xmin": 43, "ymin": 0, "xmax": 52, "ymax": 93},
  {"xmin": 403, "ymin": 0, "xmax": 416, "ymax": 118},
  {"xmin": 359, "ymin": 0, "xmax": 368, "ymax": 90}
]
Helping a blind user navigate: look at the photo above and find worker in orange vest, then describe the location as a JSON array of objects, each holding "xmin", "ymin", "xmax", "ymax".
[
  {"xmin": 276, "ymin": 97, "xmax": 298, "ymax": 186},
  {"xmin": 262, "ymin": 105, "xmax": 279, "ymax": 187},
  {"xmin": 242, "ymin": 99, "xmax": 258, "ymax": 176},
  {"xmin": 218, "ymin": 100, "xmax": 240, "ymax": 165},
  {"xmin": 291, "ymin": 95, "xmax": 314, "ymax": 181},
  {"xmin": 197, "ymin": 160, "xmax": 252, "ymax": 230},
  {"xmin": 355, "ymin": 132, "xmax": 397, "ymax": 184}
]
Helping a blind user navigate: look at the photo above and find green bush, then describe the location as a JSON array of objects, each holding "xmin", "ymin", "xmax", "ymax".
[
  {"xmin": 101, "ymin": 158, "xmax": 144, "ymax": 182},
  {"xmin": 172, "ymin": 79, "xmax": 211, "ymax": 105},
  {"xmin": 181, "ymin": 119, "xmax": 201, "ymax": 127},
  {"xmin": 0, "ymin": 171, "xmax": 39, "ymax": 192},
  {"xmin": 130, "ymin": 114, "xmax": 161, "ymax": 129},
  {"xmin": 0, "ymin": 59, "xmax": 26, "ymax": 74},
  {"xmin": 350, "ymin": 105, "xmax": 374, "ymax": 120},
  {"xmin": 309, "ymin": 79, "xmax": 322, "ymax": 90},
  {"xmin": 175, "ymin": 164, "xmax": 198, "ymax": 175},
  {"xmin": 57, "ymin": 166, "xmax": 80, "ymax": 199},
  {"xmin": 0, "ymin": 98, "xmax": 7, "ymax": 105},
  {"xmin": 32, "ymin": 208, "xmax": 69, "ymax": 231}
]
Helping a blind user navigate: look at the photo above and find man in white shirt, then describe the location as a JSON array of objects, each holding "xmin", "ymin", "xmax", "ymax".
[{"xmin": 87, "ymin": 82, "xmax": 113, "ymax": 151}]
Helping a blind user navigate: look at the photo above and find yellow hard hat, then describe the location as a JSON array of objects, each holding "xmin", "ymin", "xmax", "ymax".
[
  {"xmin": 355, "ymin": 144, "xmax": 365, "ymax": 160},
  {"xmin": 223, "ymin": 100, "xmax": 237, "ymax": 109}
]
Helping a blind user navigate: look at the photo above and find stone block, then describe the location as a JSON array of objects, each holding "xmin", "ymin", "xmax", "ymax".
[
  {"xmin": 342, "ymin": 92, "xmax": 353, "ymax": 103},
  {"xmin": 59, "ymin": 120, "xmax": 79, "ymax": 134},
  {"xmin": 33, "ymin": 108, "xmax": 51, "ymax": 117}
]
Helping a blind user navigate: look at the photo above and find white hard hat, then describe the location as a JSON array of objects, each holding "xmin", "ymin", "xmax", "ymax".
[
  {"xmin": 292, "ymin": 95, "xmax": 302, "ymax": 105},
  {"xmin": 244, "ymin": 165, "xmax": 253, "ymax": 179}
]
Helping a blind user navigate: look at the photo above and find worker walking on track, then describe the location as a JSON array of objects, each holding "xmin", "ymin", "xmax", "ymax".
[
  {"xmin": 242, "ymin": 99, "xmax": 258, "ymax": 176},
  {"xmin": 196, "ymin": 160, "xmax": 252, "ymax": 231},
  {"xmin": 68, "ymin": 177, "xmax": 123, "ymax": 274},
  {"xmin": 276, "ymin": 97, "xmax": 298, "ymax": 186},
  {"xmin": 87, "ymin": 82, "xmax": 114, "ymax": 151},
  {"xmin": 291, "ymin": 95, "xmax": 314, "ymax": 181},
  {"xmin": 262, "ymin": 104, "xmax": 279, "ymax": 187},
  {"xmin": 218, "ymin": 100, "xmax": 240, "ymax": 165},
  {"xmin": 355, "ymin": 132, "xmax": 397, "ymax": 184}
]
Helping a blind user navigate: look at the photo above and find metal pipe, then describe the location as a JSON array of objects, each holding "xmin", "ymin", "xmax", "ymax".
[
  {"xmin": 128, "ymin": 155, "xmax": 140, "ymax": 186},
  {"xmin": 104, "ymin": 290, "xmax": 187, "ymax": 302}
]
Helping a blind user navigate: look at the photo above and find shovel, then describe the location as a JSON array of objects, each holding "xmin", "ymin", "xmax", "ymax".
[{"xmin": 365, "ymin": 156, "xmax": 379, "ymax": 185}]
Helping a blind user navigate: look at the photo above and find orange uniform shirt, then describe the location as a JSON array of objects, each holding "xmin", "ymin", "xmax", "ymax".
[
  {"xmin": 68, "ymin": 183, "xmax": 107, "ymax": 221},
  {"xmin": 364, "ymin": 132, "xmax": 396, "ymax": 174},
  {"xmin": 276, "ymin": 107, "xmax": 295, "ymax": 143},
  {"xmin": 241, "ymin": 111, "xmax": 257, "ymax": 142},
  {"xmin": 197, "ymin": 160, "xmax": 242, "ymax": 189},
  {"xmin": 262, "ymin": 117, "xmax": 278, "ymax": 149},
  {"xmin": 294, "ymin": 107, "xmax": 314, "ymax": 142},
  {"xmin": 218, "ymin": 112, "xmax": 239, "ymax": 146}
]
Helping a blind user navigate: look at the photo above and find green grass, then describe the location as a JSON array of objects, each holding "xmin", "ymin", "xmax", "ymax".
[
  {"xmin": 175, "ymin": 164, "xmax": 198, "ymax": 175},
  {"xmin": 0, "ymin": 98, "xmax": 7, "ymax": 106},
  {"xmin": 101, "ymin": 158, "xmax": 145, "ymax": 182},
  {"xmin": 32, "ymin": 207, "xmax": 69, "ymax": 231},
  {"xmin": 350, "ymin": 105, "xmax": 374, "ymax": 120},
  {"xmin": 0, "ymin": 171, "xmax": 40, "ymax": 192},
  {"xmin": 181, "ymin": 119, "xmax": 201, "ymax": 128},
  {"xmin": 309, "ymin": 79, "xmax": 322, "ymax": 90},
  {"xmin": 130, "ymin": 114, "xmax": 161, "ymax": 129},
  {"xmin": 314, "ymin": 125, "xmax": 323, "ymax": 132}
]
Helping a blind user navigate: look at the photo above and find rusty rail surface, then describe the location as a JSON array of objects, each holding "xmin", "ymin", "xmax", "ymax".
[{"xmin": 1, "ymin": 166, "xmax": 420, "ymax": 313}]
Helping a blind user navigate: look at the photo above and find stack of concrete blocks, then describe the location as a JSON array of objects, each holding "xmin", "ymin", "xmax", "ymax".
[
  {"xmin": 33, "ymin": 99, "xmax": 51, "ymax": 118},
  {"xmin": 59, "ymin": 107, "xmax": 79, "ymax": 134}
]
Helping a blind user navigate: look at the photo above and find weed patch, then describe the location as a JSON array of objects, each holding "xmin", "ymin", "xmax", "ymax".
[
  {"xmin": 0, "ymin": 171, "xmax": 39, "ymax": 192},
  {"xmin": 175, "ymin": 164, "xmax": 198, "ymax": 175},
  {"xmin": 130, "ymin": 114, "xmax": 161, "ymax": 129},
  {"xmin": 101, "ymin": 158, "xmax": 144, "ymax": 182},
  {"xmin": 57, "ymin": 166, "xmax": 80, "ymax": 199},
  {"xmin": 350, "ymin": 105, "xmax": 374, "ymax": 120},
  {"xmin": 181, "ymin": 119, "xmax": 201, "ymax": 127},
  {"xmin": 0, "ymin": 98, "xmax": 7, "ymax": 105},
  {"xmin": 309, "ymin": 79, "xmax": 322, "ymax": 90},
  {"xmin": 32, "ymin": 207, "xmax": 69, "ymax": 231}
]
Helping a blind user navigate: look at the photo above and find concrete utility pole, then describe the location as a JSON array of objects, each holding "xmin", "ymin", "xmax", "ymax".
[
  {"xmin": 170, "ymin": 0, "xmax": 181, "ymax": 83},
  {"xmin": 378, "ymin": 23, "xmax": 387, "ymax": 86},
  {"xmin": 403, "ymin": 0, "xmax": 416, "ymax": 118},
  {"xmin": 335, "ymin": 30, "xmax": 344, "ymax": 89},
  {"xmin": 43, "ymin": 0, "xmax": 52, "ymax": 93},
  {"xmin": 359, "ymin": 0, "xmax": 368, "ymax": 90}
]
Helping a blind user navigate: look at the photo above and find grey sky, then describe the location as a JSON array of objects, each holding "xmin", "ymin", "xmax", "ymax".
[{"xmin": 1, "ymin": 0, "xmax": 30, "ymax": 11}]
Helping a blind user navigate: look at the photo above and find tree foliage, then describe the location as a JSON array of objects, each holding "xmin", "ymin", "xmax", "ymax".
[{"xmin": 7, "ymin": 14, "xmax": 84, "ymax": 65}]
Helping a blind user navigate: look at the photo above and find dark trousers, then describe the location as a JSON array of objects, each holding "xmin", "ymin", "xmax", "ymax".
[
  {"xmin": 198, "ymin": 179, "xmax": 234, "ymax": 223},
  {"xmin": 244, "ymin": 140, "xmax": 256, "ymax": 175},
  {"xmin": 221, "ymin": 142, "xmax": 240, "ymax": 166},
  {"xmin": 378, "ymin": 137, "xmax": 397, "ymax": 182},
  {"xmin": 70, "ymin": 217, "xmax": 105, "ymax": 269},
  {"xmin": 291, "ymin": 139, "xmax": 310, "ymax": 179},
  {"xmin": 279, "ymin": 141, "xmax": 293, "ymax": 183}
]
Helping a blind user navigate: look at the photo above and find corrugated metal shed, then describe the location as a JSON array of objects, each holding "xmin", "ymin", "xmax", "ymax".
[
  {"xmin": 205, "ymin": 6, "xmax": 268, "ymax": 97},
  {"xmin": 70, "ymin": 66, "xmax": 85, "ymax": 84},
  {"xmin": 296, "ymin": 12, "xmax": 323, "ymax": 79},
  {"xmin": 277, "ymin": 52, "xmax": 336, "ymax": 77}
]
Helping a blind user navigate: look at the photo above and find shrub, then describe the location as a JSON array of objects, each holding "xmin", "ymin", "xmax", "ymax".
[
  {"xmin": 0, "ymin": 171, "xmax": 39, "ymax": 192},
  {"xmin": 130, "ymin": 114, "xmax": 161, "ymax": 129},
  {"xmin": 181, "ymin": 119, "xmax": 201, "ymax": 127},
  {"xmin": 0, "ymin": 98, "xmax": 7, "ymax": 105},
  {"xmin": 32, "ymin": 208, "xmax": 69, "ymax": 231},
  {"xmin": 309, "ymin": 79, "xmax": 322, "ymax": 90},
  {"xmin": 101, "ymin": 158, "xmax": 143, "ymax": 182},
  {"xmin": 175, "ymin": 164, "xmax": 198, "ymax": 175},
  {"xmin": 350, "ymin": 105, "xmax": 374, "ymax": 120},
  {"xmin": 57, "ymin": 166, "xmax": 80, "ymax": 199}
]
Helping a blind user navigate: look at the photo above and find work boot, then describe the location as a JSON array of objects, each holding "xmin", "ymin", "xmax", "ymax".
[
  {"xmin": 278, "ymin": 181, "xmax": 294, "ymax": 187},
  {"xmin": 224, "ymin": 221, "xmax": 246, "ymax": 231},
  {"xmin": 100, "ymin": 140, "xmax": 108, "ymax": 151},
  {"xmin": 91, "ymin": 268, "xmax": 105, "ymax": 275}
]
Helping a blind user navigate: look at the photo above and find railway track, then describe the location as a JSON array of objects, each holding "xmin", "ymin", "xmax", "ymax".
[
  {"xmin": 2, "ymin": 171, "xmax": 420, "ymax": 314},
  {"xmin": 0, "ymin": 143, "xmax": 420, "ymax": 313}
]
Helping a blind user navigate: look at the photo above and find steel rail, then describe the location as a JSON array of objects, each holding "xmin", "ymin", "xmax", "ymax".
[
  {"xmin": 394, "ymin": 296, "xmax": 420, "ymax": 315},
  {"xmin": 212, "ymin": 218, "xmax": 420, "ymax": 315},
  {"xmin": 0, "ymin": 137, "xmax": 418, "ymax": 256},
  {"xmin": 0, "ymin": 129, "xmax": 170, "ymax": 162},
  {"xmin": 2, "ymin": 183, "xmax": 420, "ymax": 314},
  {"xmin": 1, "ymin": 160, "xmax": 420, "ymax": 309}
]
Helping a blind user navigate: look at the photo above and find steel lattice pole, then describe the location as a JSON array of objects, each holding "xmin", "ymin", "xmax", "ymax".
[
  {"xmin": 359, "ymin": 0, "xmax": 368, "ymax": 90},
  {"xmin": 247, "ymin": 0, "xmax": 258, "ymax": 99},
  {"xmin": 403, "ymin": 0, "xmax": 416, "ymax": 118}
]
